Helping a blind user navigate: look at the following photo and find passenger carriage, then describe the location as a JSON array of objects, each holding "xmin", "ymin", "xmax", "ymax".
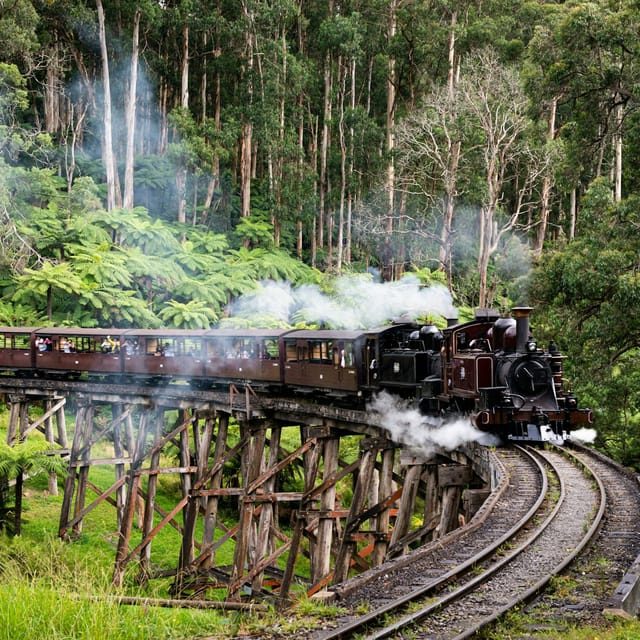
[
  {"xmin": 0, "ymin": 327, "xmax": 38, "ymax": 374},
  {"xmin": 33, "ymin": 328, "xmax": 126, "ymax": 378},
  {"xmin": 280, "ymin": 329, "xmax": 366, "ymax": 396},
  {"xmin": 119, "ymin": 329, "xmax": 207, "ymax": 381},
  {"xmin": 202, "ymin": 329, "xmax": 285, "ymax": 389}
]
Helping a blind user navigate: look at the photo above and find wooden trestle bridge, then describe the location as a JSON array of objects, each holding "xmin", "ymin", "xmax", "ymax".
[{"xmin": 1, "ymin": 377, "xmax": 495, "ymax": 606}]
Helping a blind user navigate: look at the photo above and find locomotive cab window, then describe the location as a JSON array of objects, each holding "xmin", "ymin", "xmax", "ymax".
[{"xmin": 456, "ymin": 332, "xmax": 468, "ymax": 351}]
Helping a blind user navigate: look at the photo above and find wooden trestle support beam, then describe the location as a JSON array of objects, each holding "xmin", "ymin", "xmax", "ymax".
[{"xmin": 5, "ymin": 390, "xmax": 486, "ymax": 606}]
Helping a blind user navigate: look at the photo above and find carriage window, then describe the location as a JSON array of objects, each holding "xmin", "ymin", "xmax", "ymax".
[
  {"xmin": 205, "ymin": 340, "xmax": 226, "ymax": 358},
  {"xmin": 310, "ymin": 341, "xmax": 332, "ymax": 364},
  {"xmin": 183, "ymin": 338, "xmax": 202, "ymax": 357},
  {"xmin": 343, "ymin": 343, "xmax": 354, "ymax": 367},
  {"xmin": 285, "ymin": 342, "xmax": 297, "ymax": 362},
  {"xmin": 262, "ymin": 339, "xmax": 278, "ymax": 359},
  {"xmin": 9, "ymin": 334, "xmax": 31, "ymax": 350}
]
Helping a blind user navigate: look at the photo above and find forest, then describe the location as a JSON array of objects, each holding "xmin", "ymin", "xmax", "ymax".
[{"xmin": 1, "ymin": 0, "xmax": 640, "ymax": 469}]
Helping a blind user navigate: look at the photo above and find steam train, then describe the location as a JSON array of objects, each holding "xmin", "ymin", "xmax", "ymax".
[{"xmin": 0, "ymin": 306, "xmax": 592, "ymax": 443}]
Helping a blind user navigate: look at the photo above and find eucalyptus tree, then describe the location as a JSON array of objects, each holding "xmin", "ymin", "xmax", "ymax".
[
  {"xmin": 526, "ymin": 1, "xmax": 640, "ymax": 216},
  {"xmin": 395, "ymin": 82, "xmax": 468, "ymax": 289},
  {"xmin": 456, "ymin": 49, "xmax": 550, "ymax": 308}
]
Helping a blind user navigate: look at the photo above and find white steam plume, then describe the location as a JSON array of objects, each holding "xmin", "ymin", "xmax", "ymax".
[
  {"xmin": 367, "ymin": 392, "xmax": 487, "ymax": 458},
  {"xmin": 571, "ymin": 428, "xmax": 597, "ymax": 444},
  {"xmin": 230, "ymin": 274, "xmax": 457, "ymax": 329}
]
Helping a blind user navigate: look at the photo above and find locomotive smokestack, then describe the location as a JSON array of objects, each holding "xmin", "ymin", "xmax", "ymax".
[{"xmin": 513, "ymin": 307, "xmax": 533, "ymax": 353}]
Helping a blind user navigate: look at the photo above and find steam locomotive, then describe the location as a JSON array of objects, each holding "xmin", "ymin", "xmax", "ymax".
[{"xmin": 0, "ymin": 306, "xmax": 592, "ymax": 443}]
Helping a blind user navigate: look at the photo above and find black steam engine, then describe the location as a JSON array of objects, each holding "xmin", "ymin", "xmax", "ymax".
[
  {"xmin": 0, "ymin": 307, "xmax": 592, "ymax": 443},
  {"xmin": 375, "ymin": 307, "xmax": 593, "ymax": 443}
]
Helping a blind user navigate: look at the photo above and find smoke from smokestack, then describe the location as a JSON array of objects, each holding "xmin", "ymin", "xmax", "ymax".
[{"xmin": 229, "ymin": 275, "xmax": 457, "ymax": 329}]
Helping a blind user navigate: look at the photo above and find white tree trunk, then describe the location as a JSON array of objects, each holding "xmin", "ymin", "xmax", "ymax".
[
  {"xmin": 176, "ymin": 24, "xmax": 189, "ymax": 224},
  {"xmin": 123, "ymin": 9, "xmax": 141, "ymax": 210},
  {"xmin": 96, "ymin": 0, "xmax": 119, "ymax": 211}
]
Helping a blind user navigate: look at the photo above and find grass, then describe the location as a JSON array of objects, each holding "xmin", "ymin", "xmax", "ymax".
[{"xmin": 0, "ymin": 533, "xmax": 240, "ymax": 640}]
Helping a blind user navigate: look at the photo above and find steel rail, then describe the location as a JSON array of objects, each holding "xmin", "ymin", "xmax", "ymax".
[
  {"xmin": 313, "ymin": 445, "xmax": 549, "ymax": 640},
  {"xmin": 364, "ymin": 445, "xmax": 605, "ymax": 640}
]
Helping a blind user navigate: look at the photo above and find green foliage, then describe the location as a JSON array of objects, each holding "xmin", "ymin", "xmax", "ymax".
[
  {"xmin": 531, "ymin": 179, "xmax": 640, "ymax": 469},
  {"xmin": 158, "ymin": 299, "xmax": 218, "ymax": 328},
  {"xmin": 0, "ymin": 437, "xmax": 64, "ymax": 479},
  {"xmin": 0, "ymin": 437, "xmax": 65, "ymax": 535}
]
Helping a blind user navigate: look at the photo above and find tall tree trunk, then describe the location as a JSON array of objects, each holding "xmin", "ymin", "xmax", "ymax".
[
  {"xmin": 176, "ymin": 23, "xmax": 190, "ymax": 224},
  {"xmin": 614, "ymin": 98, "xmax": 623, "ymax": 202},
  {"xmin": 533, "ymin": 97, "xmax": 557, "ymax": 257},
  {"xmin": 346, "ymin": 56, "xmax": 356, "ymax": 265},
  {"xmin": 319, "ymin": 0, "xmax": 335, "ymax": 259},
  {"xmin": 44, "ymin": 38, "xmax": 62, "ymax": 134},
  {"xmin": 273, "ymin": 26, "xmax": 288, "ymax": 248},
  {"xmin": 569, "ymin": 189, "xmax": 577, "ymax": 240},
  {"xmin": 201, "ymin": 4, "xmax": 223, "ymax": 224},
  {"xmin": 123, "ymin": 9, "xmax": 141, "ymax": 210},
  {"xmin": 440, "ymin": 9, "xmax": 460, "ymax": 288},
  {"xmin": 384, "ymin": 0, "xmax": 398, "ymax": 281},
  {"xmin": 336, "ymin": 55, "xmax": 346, "ymax": 273},
  {"xmin": 96, "ymin": 0, "xmax": 119, "ymax": 211},
  {"xmin": 240, "ymin": 1, "xmax": 255, "ymax": 227}
]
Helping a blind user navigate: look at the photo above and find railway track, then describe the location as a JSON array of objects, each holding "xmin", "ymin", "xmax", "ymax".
[
  {"xmin": 300, "ymin": 445, "xmax": 602, "ymax": 639},
  {"xmin": 502, "ymin": 442, "xmax": 640, "ymax": 636}
]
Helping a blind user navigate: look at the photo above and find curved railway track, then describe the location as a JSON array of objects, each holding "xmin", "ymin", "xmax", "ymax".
[
  {"xmin": 303, "ymin": 445, "xmax": 602, "ymax": 640},
  {"xmin": 503, "ymin": 442, "xmax": 640, "ymax": 636}
]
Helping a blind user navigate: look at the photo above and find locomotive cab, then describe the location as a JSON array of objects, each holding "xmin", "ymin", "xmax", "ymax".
[{"xmin": 376, "ymin": 323, "xmax": 443, "ymax": 400}]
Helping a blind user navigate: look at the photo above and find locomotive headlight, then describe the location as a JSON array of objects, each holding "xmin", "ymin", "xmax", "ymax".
[{"xmin": 526, "ymin": 340, "xmax": 537, "ymax": 353}]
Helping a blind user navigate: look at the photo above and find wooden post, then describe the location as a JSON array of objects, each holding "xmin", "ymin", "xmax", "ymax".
[
  {"xmin": 178, "ymin": 411, "xmax": 215, "ymax": 581},
  {"xmin": 72, "ymin": 402, "xmax": 94, "ymax": 537},
  {"xmin": 56, "ymin": 400, "xmax": 68, "ymax": 450},
  {"xmin": 333, "ymin": 440, "xmax": 378, "ymax": 584},
  {"xmin": 112, "ymin": 404, "xmax": 128, "ymax": 529},
  {"xmin": 372, "ymin": 447, "xmax": 395, "ymax": 565},
  {"xmin": 251, "ymin": 421, "xmax": 280, "ymax": 594},
  {"xmin": 388, "ymin": 463, "xmax": 422, "ymax": 555},
  {"xmin": 44, "ymin": 398, "xmax": 58, "ymax": 495},
  {"xmin": 202, "ymin": 413, "xmax": 229, "ymax": 566},
  {"xmin": 312, "ymin": 435, "xmax": 339, "ymax": 583},
  {"xmin": 113, "ymin": 408, "xmax": 151, "ymax": 587},
  {"xmin": 59, "ymin": 401, "xmax": 89, "ymax": 539},
  {"xmin": 178, "ymin": 409, "xmax": 194, "ymax": 523},
  {"xmin": 138, "ymin": 407, "xmax": 163, "ymax": 584},
  {"xmin": 421, "ymin": 464, "xmax": 439, "ymax": 544},
  {"xmin": 437, "ymin": 463, "xmax": 472, "ymax": 538},
  {"xmin": 228, "ymin": 421, "xmax": 265, "ymax": 601},
  {"xmin": 6, "ymin": 395, "xmax": 22, "ymax": 445},
  {"xmin": 438, "ymin": 485, "xmax": 462, "ymax": 536},
  {"xmin": 279, "ymin": 426, "xmax": 321, "ymax": 605}
]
